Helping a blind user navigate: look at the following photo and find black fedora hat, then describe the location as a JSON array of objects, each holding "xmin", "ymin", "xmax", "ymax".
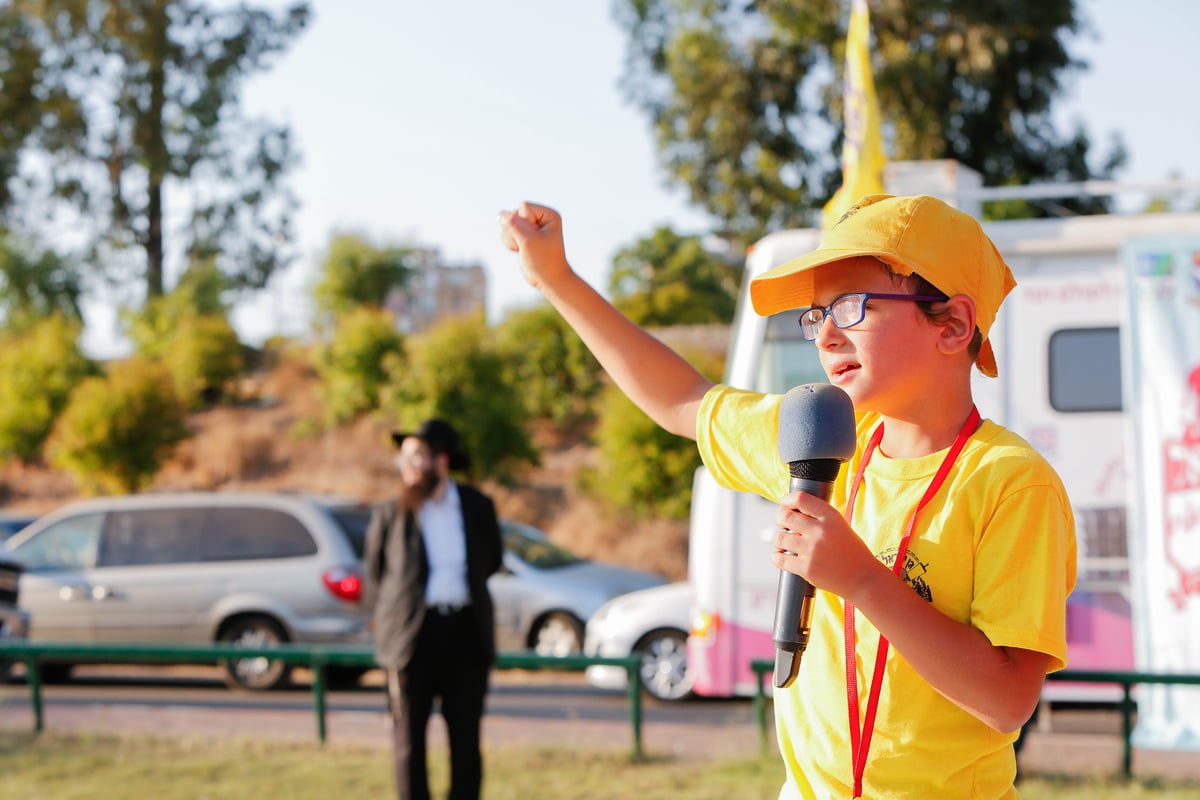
[{"xmin": 391, "ymin": 418, "xmax": 471, "ymax": 472}]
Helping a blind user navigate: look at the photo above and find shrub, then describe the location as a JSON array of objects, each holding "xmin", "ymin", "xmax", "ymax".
[
  {"xmin": 165, "ymin": 315, "xmax": 244, "ymax": 409},
  {"xmin": 47, "ymin": 358, "xmax": 189, "ymax": 494},
  {"xmin": 0, "ymin": 314, "xmax": 95, "ymax": 463},
  {"xmin": 383, "ymin": 313, "xmax": 537, "ymax": 486},
  {"xmin": 587, "ymin": 343, "xmax": 725, "ymax": 520},
  {"xmin": 314, "ymin": 306, "xmax": 405, "ymax": 426},
  {"xmin": 494, "ymin": 303, "xmax": 603, "ymax": 430}
]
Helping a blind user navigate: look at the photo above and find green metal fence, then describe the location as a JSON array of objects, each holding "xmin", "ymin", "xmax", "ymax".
[
  {"xmin": 0, "ymin": 641, "xmax": 643, "ymax": 756},
  {"xmin": 751, "ymin": 658, "xmax": 1200, "ymax": 778}
]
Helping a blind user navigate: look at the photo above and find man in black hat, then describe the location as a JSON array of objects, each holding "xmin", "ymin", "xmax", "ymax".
[{"xmin": 362, "ymin": 418, "xmax": 503, "ymax": 800}]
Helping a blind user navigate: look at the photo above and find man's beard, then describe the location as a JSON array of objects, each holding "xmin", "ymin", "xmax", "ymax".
[{"xmin": 401, "ymin": 466, "xmax": 441, "ymax": 508}]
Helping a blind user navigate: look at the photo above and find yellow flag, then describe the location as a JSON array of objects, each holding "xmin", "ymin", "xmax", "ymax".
[{"xmin": 822, "ymin": 0, "xmax": 886, "ymax": 230}]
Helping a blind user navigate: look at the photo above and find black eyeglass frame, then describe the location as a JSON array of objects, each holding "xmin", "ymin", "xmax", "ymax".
[{"xmin": 797, "ymin": 292, "xmax": 948, "ymax": 341}]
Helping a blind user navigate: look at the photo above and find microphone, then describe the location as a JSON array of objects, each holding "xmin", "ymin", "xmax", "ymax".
[{"xmin": 773, "ymin": 383, "xmax": 856, "ymax": 689}]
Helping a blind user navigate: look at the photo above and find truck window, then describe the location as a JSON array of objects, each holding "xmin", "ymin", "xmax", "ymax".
[
  {"xmin": 758, "ymin": 311, "xmax": 827, "ymax": 394},
  {"xmin": 1048, "ymin": 327, "xmax": 1122, "ymax": 413}
]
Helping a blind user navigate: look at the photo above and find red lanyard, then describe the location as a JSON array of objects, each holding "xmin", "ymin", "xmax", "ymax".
[{"xmin": 841, "ymin": 406, "xmax": 981, "ymax": 799}]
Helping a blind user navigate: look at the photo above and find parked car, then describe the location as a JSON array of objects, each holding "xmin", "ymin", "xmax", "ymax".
[
  {"xmin": 584, "ymin": 581, "xmax": 693, "ymax": 702},
  {"xmin": 0, "ymin": 512, "xmax": 38, "ymax": 543},
  {"xmin": 4, "ymin": 492, "xmax": 371, "ymax": 691},
  {"xmin": 0, "ymin": 547, "xmax": 30, "ymax": 681},
  {"xmin": 490, "ymin": 520, "xmax": 666, "ymax": 656}
]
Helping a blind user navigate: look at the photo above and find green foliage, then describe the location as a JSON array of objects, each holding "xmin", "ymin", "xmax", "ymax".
[
  {"xmin": 610, "ymin": 226, "xmax": 739, "ymax": 326},
  {"xmin": 122, "ymin": 264, "xmax": 231, "ymax": 358},
  {"xmin": 8, "ymin": 1, "xmax": 311, "ymax": 299},
  {"xmin": 164, "ymin": 315, "xmax": 245, "ymax": 409},
  {"xmin": 313, "ymin": 233, "xmax": 415, "ymax": 326},
  {"xmin": 384, "ymin": 314, "xmax": 538, "ymax": 486},
  {"xmin": 0, "ymin": 8, "xmax": 69, "ymax": 213},
  {"xmin": 589, "ymin": 345, "xmax": 725, "ymax": 520},
  {"xmin": 121, "ymin": 265, "xmax": 242, "ymax": 409},
  {"xmin": 314, "ymin": 306, "xmax": 406, "ymax": 426},
  {"xmin": 47, "ymin": 358, "xmax": 189, "ymax": 495},
  {"xmin": 591, "ymin": 386, "xmax": 702, "ymax": 520},
  {"xmin": 615, "ymin": 0, "xmax": 1126, "ymax": 246},
  {"xmin": 494, "ymin": 303, "xmax": 604, "ymax": 429},
  {"xmin": 0, "ymin": 315, "xmax": 95, "ymax": 463},
  {"xmin": 0, "ymin": 233, "xmax": 83, "ymax": 333}
]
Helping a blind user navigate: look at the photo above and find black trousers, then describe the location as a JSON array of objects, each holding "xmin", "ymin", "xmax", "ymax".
[{"xmin": 386, "ymin": 608, "xmax": 489, "ymax": 800}]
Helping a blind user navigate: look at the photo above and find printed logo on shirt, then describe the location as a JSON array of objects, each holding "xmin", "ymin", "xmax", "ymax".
[{"xmin": 878, "ymin": 546, "xmax": 933, "ymax": 603}]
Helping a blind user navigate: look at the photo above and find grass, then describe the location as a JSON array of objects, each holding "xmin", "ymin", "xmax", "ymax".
[{"xmin": 1, "ymin": 732, "xmax": 1197, "ymax": 799}]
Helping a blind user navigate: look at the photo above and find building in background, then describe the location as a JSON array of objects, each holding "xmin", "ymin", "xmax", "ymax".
[{"xmin": 385, "ymin": 248, "xmax": 487, "ymax": 334}]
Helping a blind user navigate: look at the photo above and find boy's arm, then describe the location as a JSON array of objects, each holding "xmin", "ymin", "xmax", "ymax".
[
  {"xmin": 851, "ymin": 558, "xmax": 1049, "ymax": 733},
  {"xmin": 499, "ymin": 202, "xmax": 712, "ymax": 439},
  {"xmin": 773, "ymin": 491, "xmax": 1049, "ymax": 733}
]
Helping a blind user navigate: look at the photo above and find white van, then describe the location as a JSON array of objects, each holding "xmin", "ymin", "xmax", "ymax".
[{"xmin": 687, "ymin": 162, "xmax": 1200, "ymax": 701}]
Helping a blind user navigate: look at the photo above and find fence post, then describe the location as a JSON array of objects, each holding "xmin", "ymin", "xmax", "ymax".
[
  {"xmin": 1120, "ymin": 681, "xmax": 1134, "ymax": 779},
  {"xmin": 625, "ymin": 660, "xmax": 643, "ymax": 759},
  {"xmin": 24, "ymin": 654, "xmax": 43, "ymax": 733},
  {"xmin": 751, "ymin": 659, "xmax": 772, "ymax": 754},
  {"xmin": 311, "ymin": 655, "xmax": 327, "ymax": 744}
]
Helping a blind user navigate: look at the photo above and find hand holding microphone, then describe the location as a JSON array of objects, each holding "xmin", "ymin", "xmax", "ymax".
[{"xmin": 772, "ymin": 383, "xmax": 856, "ymax": 689}]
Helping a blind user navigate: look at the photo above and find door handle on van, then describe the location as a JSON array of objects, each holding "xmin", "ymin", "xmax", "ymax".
[
  {"xmin": 57, "ymin": 585, "xmax": 91, "ymax": 602},
  {"xmin": 55, "ymin": 584, "xmax": 125, "ymax": 602}
]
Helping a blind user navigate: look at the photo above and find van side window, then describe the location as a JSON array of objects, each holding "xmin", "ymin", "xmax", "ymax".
[
  {"xmin": 759, "ymin": 311, "xmax": 827, "ymax": 394},
  {"xmin": 101, "ymin": 508, "xmax": 206, "ymax": 567},
  {"xmin": 328, "ymin": 506, "xmax": 371, "ymax": 559},
  {"xmin": 1048, "ymin": 327, "xmax": 1122, "ymax": 413},
  {"xmin": 13, "ymin": 513, "xmax": 104, "ymax": 570},
  {"xmin": 202, "ymin": 508, "xmax": 318, "ymax": 561}
]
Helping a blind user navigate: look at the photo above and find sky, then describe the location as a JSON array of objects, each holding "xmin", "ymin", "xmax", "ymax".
[{"xmin": 78, "ymin": 0, "xmax": 1200, "ymax": 357}]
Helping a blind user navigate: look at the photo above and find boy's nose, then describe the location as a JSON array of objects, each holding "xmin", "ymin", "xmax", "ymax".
[{"xmin": 813, "ymin": 313, "xmax": 843, "ymax": 346}]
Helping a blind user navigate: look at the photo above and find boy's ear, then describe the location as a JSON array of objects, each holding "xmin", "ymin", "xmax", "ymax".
[{"xmin": 937, "ymin": 295, "xmax": 978, "ymax": 358}]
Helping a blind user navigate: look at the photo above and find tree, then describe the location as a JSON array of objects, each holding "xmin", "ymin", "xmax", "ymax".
[
  {"xmin": 0, "ymin": 7, "xmax": 80, "ymax": 212},
  {"xmin": 588, "ymin": 342, "xmax": 725, "ymax": 520},
  {"xmin": 312, "ymin": 233, "xmax": 416, "ymax": 327},
  {"xmin": 47, "ymin": 356, "xmax": 189, "ymax": 494},
  {"xmin": 314, "ymin": 305, "xmax": 406, "ymax": 427},
  {"xmin": 609, "ymin": 226, "xmax": 740, "ymax": 326},
  {"xmin": 0, "ymin": 233, "xmax": 84, "ymax": 333},
  {"xmin": 0, "ymin": 314, "xmax": 95, "ymax": 463},
  {"xmin": 7, "ymin": 0, "xmax": 310, "ymax": 303},
  {"xmin": 383, "ymin": 314, "xmax": 538, "ymax": 486},
  {"xmin": 615, "ymin": 0, "xmax": 1127, "ymax": 247},
  {"xmin": 494, "ymin": 302, "xmax": 604, "ymax": 430}
]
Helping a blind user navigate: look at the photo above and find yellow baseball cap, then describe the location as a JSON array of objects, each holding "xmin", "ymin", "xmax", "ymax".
[{"xmin": 749, "ymin": 194, "xmax": 1016, "ymax": 377}]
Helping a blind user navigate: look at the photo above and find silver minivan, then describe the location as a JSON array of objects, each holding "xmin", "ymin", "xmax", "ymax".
[{"xmin": 4, "ymin": 492, "xmax": 371, "ymax": 690}]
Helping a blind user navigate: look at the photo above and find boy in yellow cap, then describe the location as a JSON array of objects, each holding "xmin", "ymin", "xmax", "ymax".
[{"xmin": 499, "ymin": 194, "xmax": 1075, "ymax": 799}]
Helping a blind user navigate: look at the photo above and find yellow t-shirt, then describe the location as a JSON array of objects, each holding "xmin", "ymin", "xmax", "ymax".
[{"xmin": 697, "ymin": 384, "xmax": 1077, "ymax": 800}]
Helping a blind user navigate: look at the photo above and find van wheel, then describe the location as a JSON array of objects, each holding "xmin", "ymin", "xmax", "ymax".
[
  {"xmin": 531, "ymin": 612, "xmax": 584, "ymax": 657},
  {"xmin": 324, "ymin": 666, "xmax": 367, "ymax": 690},
  {"xmin": 218, "ymin": 615, "xmax": 292, "ymax": 691},
  {"xmin": 38, "ymin": 662, "xmax": 74, "ymax": 684}
]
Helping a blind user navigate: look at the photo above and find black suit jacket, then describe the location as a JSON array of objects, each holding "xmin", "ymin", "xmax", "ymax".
[{"xmin": 361, "ymin": 483, "xmax": 503, "ymax": 670}]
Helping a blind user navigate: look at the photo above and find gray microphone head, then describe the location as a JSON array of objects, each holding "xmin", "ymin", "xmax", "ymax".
[{"xmin": 777, "ymin": 383, "xmax": 857, "ymax": 465}]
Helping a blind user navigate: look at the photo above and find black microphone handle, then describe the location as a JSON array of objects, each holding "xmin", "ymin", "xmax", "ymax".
[{"xmin": 773, "ymin": 474, "xmax": 834, "ymax": 689}]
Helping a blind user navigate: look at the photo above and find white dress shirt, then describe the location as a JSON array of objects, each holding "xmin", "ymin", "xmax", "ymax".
[{"xmin": 419, "ymin": 480, "xmax": 471, "ymax": 607}]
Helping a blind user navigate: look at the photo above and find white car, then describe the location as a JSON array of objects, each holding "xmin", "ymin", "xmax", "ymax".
[{"xmin": 583, "ymin": 581, "xmax": 693, "ymax": 702}]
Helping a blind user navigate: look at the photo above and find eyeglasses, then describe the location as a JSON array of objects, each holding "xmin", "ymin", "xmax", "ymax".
[
  {"xmin": 395, "ymin": 451, "xmax": 432, "ymax": 470},
  {"xmin": 797, "ymin": 292, "xmax": 947, "ymax": 341}
]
